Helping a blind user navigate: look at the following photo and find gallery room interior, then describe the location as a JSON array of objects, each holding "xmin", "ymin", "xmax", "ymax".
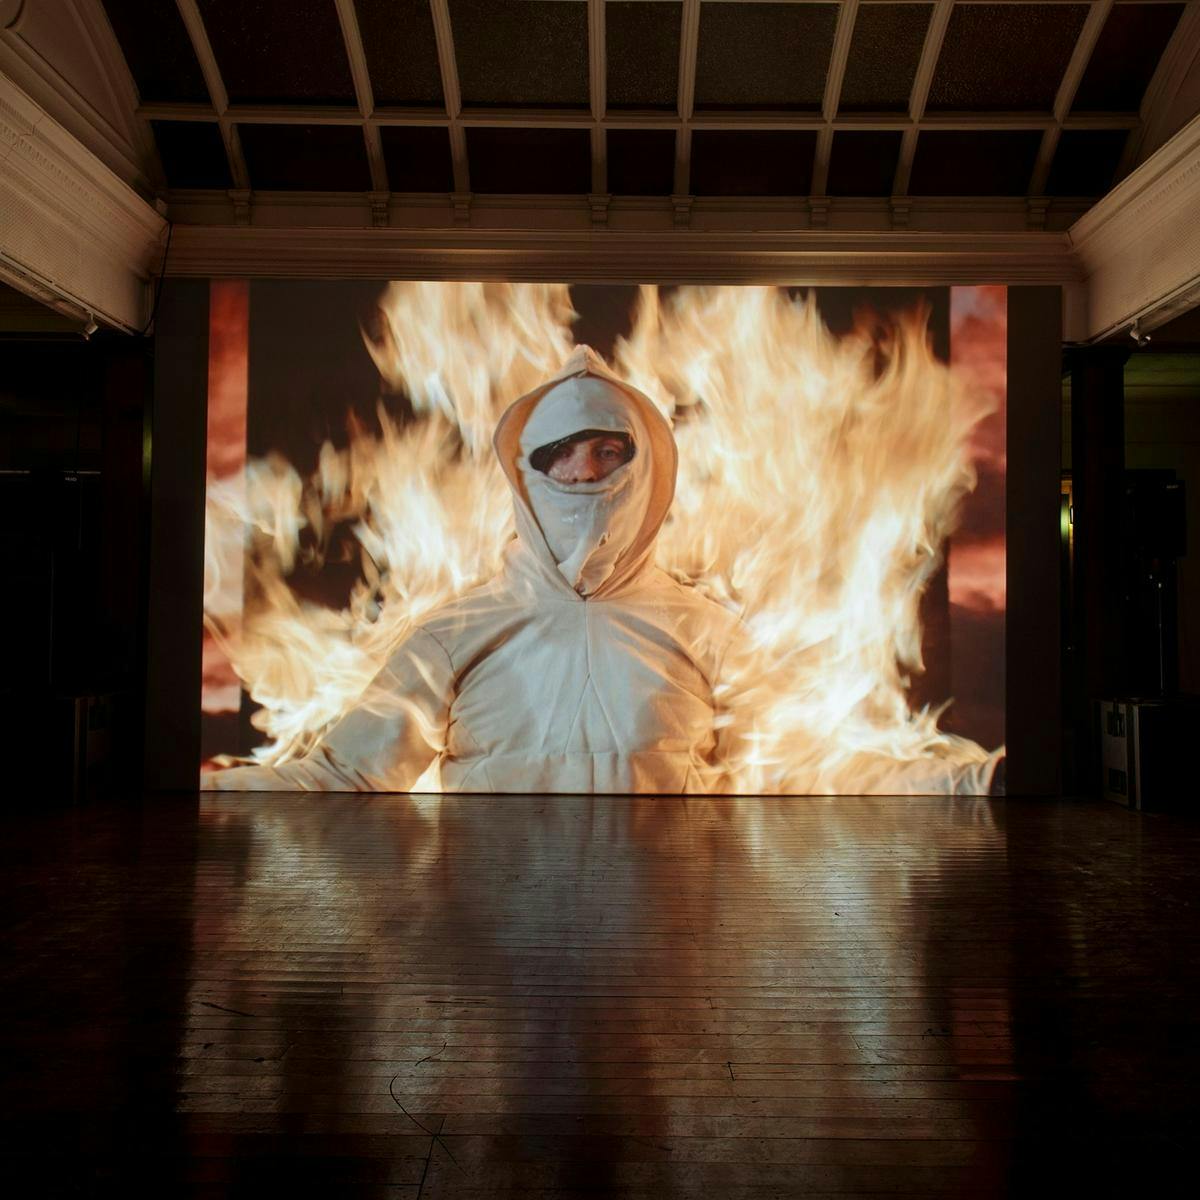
[{"xmin": 2, "ymin": 1, "xmax": 1199, "ymax": 1195}]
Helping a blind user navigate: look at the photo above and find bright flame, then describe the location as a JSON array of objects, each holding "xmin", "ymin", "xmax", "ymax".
[{"xmin": 203, "ymin": 282, "xmax": 1004, "ymax": 792}]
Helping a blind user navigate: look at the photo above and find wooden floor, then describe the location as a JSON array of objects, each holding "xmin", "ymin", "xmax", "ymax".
[{"xmin": 2, "ymin": 793, "xmax": 1197, "ymax": 1198}]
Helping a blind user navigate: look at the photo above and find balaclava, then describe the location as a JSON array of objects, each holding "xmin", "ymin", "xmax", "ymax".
[{"xmin": 518, "ymin": 376, "xmax": 653, "ymax": 596}]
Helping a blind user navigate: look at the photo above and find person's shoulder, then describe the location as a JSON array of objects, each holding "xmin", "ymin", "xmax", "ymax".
[
  {"xmin": 633, "ymin": 568, "xmax": 744, "ymax": 640},
  {"xmin": 648, "ymin": 567, "xmax": 740, "ymax": 614},
  {"xmin": 410, "ymin": 573, "xmax": 527, "ymax": 654}
]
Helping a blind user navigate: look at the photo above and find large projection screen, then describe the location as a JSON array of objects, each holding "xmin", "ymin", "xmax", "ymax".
[{"xmin": 198, "ymin": 282, "xmax": 1006, "ymax": 795}]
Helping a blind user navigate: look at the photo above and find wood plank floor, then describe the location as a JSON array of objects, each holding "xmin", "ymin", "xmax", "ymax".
[{"xmin": 1, "ymin": 793, "xmax": 1197, "ymax": 1197}]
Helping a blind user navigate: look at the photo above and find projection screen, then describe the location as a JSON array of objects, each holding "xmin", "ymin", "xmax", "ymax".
[{"xmin": 199, "ymin": 282, "xmax": 1006, "ymax": 794}]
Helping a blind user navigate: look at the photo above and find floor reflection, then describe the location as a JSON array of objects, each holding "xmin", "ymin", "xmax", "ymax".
[
  {"xmin": 10, "ymin": 792, "xmax": 1197, "ymax": 1194},
  {"xmin": 182, "ymin": 794, "xmax": 1015, "ymax": 1195}
]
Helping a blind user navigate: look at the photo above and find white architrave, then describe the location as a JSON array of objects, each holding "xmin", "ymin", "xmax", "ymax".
[
  {"xmin": 1069, "ymin": 110, "xmax": 1200, "ymax": 342},
  {"xmin": 0, "ymin": 72, "xmax": 165, "ymax": 330}
]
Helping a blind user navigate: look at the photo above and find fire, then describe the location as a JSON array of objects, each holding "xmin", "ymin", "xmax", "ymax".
[{"xmin": 203, "ymin": 283, "xmax": 1004, "ymax": 793}]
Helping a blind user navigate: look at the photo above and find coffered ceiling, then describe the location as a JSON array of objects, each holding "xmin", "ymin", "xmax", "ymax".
[{"xmin": 85, "ymin": 1, "xmax": 1199, "ymax": 224}]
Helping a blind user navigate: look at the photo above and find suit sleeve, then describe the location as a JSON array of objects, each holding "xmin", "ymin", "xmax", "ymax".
[
  {"xmin": 710, "ymin": 619, "xmax": 756, "ymax": 787},
  {"xmin": 201, "ymin": 628, "xmax": 455, "ymax": 792}
]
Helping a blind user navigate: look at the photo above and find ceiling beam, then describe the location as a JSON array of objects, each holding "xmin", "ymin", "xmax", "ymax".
[
  {"xmin": 174, "ymin": 0, "xmax": 248, "ymax": 190},
  {"xmin": 812, "ymin": 0, "xmax": 859, "ymax": 197},
  {"xmin": 1029, "ymin": 0, "xmax": 1114, "ymax": 195},
  {"xmin": 333, "ymin": 0, "xmax": 387, "ymax": 193},
  {"xmin": 428, "ymin": 0, "xmax": 468, "ymax": 195},
  {"xmin": 589, "ymin": 0, "xmax": 606, "ymax": 194},
  {"xmin": 136, "ymin": 100, "xmax": 1140, "ymax": 134},
  {"xmin": 674, "ymin": 0, "xmax": 700, "ymax": 196},
  {"xmin": 893, "ymin": 0, "xmax": 953, "ymax": 197}
]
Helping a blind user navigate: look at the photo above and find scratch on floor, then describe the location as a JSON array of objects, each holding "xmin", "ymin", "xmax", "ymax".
[
  {"xmin": 200, "ymin": 1001, "xmax": 260, "ymax": 1018},
  {"xmin": 414, "ymin": 1039, "xmax": 449, "ymax": 1066},
  {"xmin": 388, "ymin": 1073, "xmax": 459, "ymax": 1178}
]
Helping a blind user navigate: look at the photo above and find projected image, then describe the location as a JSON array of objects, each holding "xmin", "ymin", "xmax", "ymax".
[{"xmin": 201, "ymin": 283, "xmax": 1006, "ymax": 794}]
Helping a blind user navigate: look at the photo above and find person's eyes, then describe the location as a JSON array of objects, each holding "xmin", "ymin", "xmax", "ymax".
[{"xmin": 598, "ymin": 445, "xmax": 623, "ymax": 460}]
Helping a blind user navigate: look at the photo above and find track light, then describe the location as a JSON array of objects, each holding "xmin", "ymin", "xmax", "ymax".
[
  {"xmin": 82, "ymin": 314, "xmax": 98, "ymax": 340},
  {"xmin": 1129, "ymin": 320, "xmax": 1151, "ymax": 348}
]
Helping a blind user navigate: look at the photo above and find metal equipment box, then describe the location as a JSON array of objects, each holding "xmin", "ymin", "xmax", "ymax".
[{"xmin": 1099, "ymin": 697, "xmax": 1200, "ymax": 810}]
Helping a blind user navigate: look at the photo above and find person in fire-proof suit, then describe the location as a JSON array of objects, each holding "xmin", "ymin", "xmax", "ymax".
[{"xmin": 202, "ymin": 345, "xmax": 745, "ymax": 793}]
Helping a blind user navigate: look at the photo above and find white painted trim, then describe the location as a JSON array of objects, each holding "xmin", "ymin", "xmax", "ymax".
[
  {"xmin": 0, "ymin": 0, "xmax": 155, "ymax": 191},
  {"xmin": 0, "ymin": 72, "xmax": 165, "ymax": 330},
  {"xmin": 1069, "ymin": 110, "xmax": 1200, "ymax": 341}
]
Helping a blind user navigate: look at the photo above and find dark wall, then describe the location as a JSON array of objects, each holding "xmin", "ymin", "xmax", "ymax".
[
  {"xmin": 1006, "ymin": 286, "xmax": 1063, "ymax": 794},
  {"xmin": 144, "ymin": 281, "xmax": 209, "ymax": 790},
  {"xmin": 0, "ymin": 333, "xmax": 152, "ymax": 793}
]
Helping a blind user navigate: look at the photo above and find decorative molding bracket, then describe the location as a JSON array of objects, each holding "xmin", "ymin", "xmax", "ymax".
[
  {"xmin": 1026, "ymin": 197, "xmax": 1049, "ymax": 231},
  {"xmin": 0, "ymin": 71, "xmax": 164, "ymax": 330},
  {"xmin": 367, "ymin": 190, "xmax": 390, "ymax": 229},
  {"xmin": 587, "ymin": 192, "xmax": 610, "ymax": 228},
  {"xmin": 228, "ymin": 187, "xmax": 252, "ymax": 226}
]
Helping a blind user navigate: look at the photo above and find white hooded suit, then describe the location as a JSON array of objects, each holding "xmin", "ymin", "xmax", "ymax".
[{"xmin": 205, "ymin": 347, "xmax": 742, "ymax": 794}]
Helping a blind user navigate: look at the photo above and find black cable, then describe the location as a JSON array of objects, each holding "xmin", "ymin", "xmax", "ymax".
[{"xmin": 137, "ymin": 219, "xmax": 174, "ymax": 337}]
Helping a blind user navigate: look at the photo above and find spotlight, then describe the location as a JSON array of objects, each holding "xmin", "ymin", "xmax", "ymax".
[
  {"xmin": 1129, "ymin": 320, "xmax": 1151, "ymax": 348},
  {"xmin": 82, "ymin": 314, "xmax": 98, "ymax": 340}
]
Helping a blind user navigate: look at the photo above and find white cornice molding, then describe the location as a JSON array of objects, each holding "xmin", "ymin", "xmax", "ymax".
[
  {"xmin": 1068, "ymin": 110, "xmax": 1200, "ymax": 342},
  {"xmin": 166, "ymin": 224, "xmax": 1081, "ymax": 286},
  {"xmin": 0, "ymin": 0, "xmax": 156, "ymax": 192},
  {"xmin": 0, "ymin": 71, "xmax": 166, "ymax": 330}
]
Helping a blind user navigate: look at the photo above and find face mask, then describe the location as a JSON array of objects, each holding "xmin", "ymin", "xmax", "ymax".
[{"xmin": 518, "ymin": 378, "xmax": 652, "ymax": 595}]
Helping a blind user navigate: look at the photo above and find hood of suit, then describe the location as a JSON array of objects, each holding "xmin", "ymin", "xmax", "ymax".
[{"xmin": 493, "ymin": 345, "xmax": 677, "ymax": 598}]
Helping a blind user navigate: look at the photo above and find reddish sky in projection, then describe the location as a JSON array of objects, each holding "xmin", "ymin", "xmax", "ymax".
[
  {"xmin": 206, "ymin": 281, "xmax": 249, "ymax": 479},
  {"xmin": 202, "ymin": 280, "xmax": 249, "ymax": 716},
  {"xmin": 950, "ymin": 285, "xmax": 1006, "ymax": 615}
]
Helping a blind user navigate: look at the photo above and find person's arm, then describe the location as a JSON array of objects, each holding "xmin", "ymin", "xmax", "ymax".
[
  {"xmin": 201, "ymin": 628, "xmax": 454, "ymax": 792},
  {"xmin": 707, "ymin": 616, "xmax": 759, "ymax": 792}
]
